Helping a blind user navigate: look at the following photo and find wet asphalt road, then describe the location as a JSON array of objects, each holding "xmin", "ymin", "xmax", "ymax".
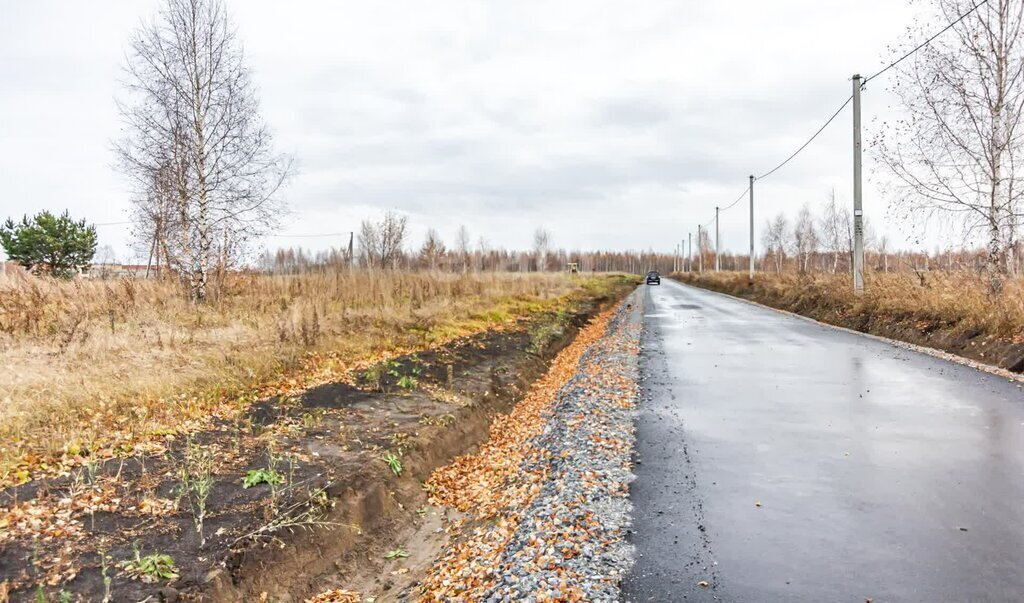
[{"xmin": 623, "ymin": 280, "xmax": 1024, "ymax": 602}]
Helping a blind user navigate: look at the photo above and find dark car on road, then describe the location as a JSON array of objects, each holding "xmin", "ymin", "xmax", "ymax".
[{"xmin": 646, "ymin": 271, "xmax": 661, "ymax": 285}]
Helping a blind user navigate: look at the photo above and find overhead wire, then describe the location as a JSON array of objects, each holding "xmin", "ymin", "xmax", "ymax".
[
  {"xmin": 267, "ymin": 232, "xmax": 350, "ymax": 238},
  {"xmin": 862, "ymin": 0, "xmax": 988, "ymax": 85},
  {"xmin": 694, "ymin": 0, "xmax": 989, "ymax": 231},
  {"xmin": 755, "ymin": 95, "xmax": 854, "ymax": 181},
  {"xmin": 697, "ymin": 96, "xmax": 852, "ymax": 227}
]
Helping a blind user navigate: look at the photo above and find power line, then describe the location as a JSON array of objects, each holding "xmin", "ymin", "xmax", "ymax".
[
  {"xmin": 89, "ymin": 222, "xmax": 350, "ymax": 239},
  {"xmin": 721, "ymin": 186, "xmax": 751, "ymax": 212},
  {"xmin": 90, "ymin": 220, "xmax": 349, "ymax": 239},
  {"xmin": 267, "ymin": 232, "xmax": 350, "ymax": 238},
  {"xmin": 693, "ymin": 0, "xmax": 988, "ymax": 236},
  {"xmin": 699, "ymin": 186, "xmax": 747, "ymax": 229},
  {"xmin": 863, "ymin": 0, "xmax": 988, "ymax": 84},
  {"xmin": 699, "ymin": 93, "xmax": 850, "ymax": 227},
  {"xmin": 755, "ymin": 95, "xmax": 853, "ymax": 181}
]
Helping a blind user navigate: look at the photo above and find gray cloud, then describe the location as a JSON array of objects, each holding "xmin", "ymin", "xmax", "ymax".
[{"xmin": 0, "ymin": 0, "xmax": 927, "ymax": 258}]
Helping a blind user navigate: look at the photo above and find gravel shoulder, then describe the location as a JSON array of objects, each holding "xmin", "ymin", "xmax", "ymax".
[{"xmin": 412, "ymin": 289, "xmax": 643, "ymax": 602}]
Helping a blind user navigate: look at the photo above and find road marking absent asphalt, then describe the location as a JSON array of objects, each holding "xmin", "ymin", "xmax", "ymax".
[{"xmin": 667, "ymin": 278, "xmax": 1024, "ymax": 386}]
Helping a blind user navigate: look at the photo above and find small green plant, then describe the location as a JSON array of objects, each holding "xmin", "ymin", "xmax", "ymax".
[
  {"xmin": 176, "ymin": 439, "xmax": 215, "ymax": 547},
  {"xmin": 415, "ymin": 506, "xmax": 428, "ymax": 516},
  {"xmin": 361, "ymin": 363, "xmax": 384, "ymax": 391},
  {"xmin": 84, "ymin": 457, "xmax": 102, "ymax": 485},
  {"xmin": 59, "ymin": 591, "xmax": 73, "ymax": 603},
  {"xmin": 396, "ymin": 375, "xmax": 418, "ymax": 389},
  {"xmin": 120, "ymin": 546, "xmax": 179, "ymax": 583},
  {"xmin": 243, "ymin": 468, "xmax": 285, "ymax": 489},
  {"xmin": 300, "ymin": 410, "xmax": 324, "ymax": 429},
  {"xmin": 98, "ymin": 548, "xmax": 113, "ymax": 602},
  {"xmin": 384, "ymin": 548, "xmax": 409, "ymax": 560},
  {"xmin": 381, "ymin": 452, "xmax": 402, "ymax": 476},
  {"xmin": 420, "ymin": 480, "xmax": 438, "ymax": 495}
]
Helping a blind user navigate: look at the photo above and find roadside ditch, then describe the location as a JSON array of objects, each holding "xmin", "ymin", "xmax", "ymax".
[{"xmin": 0, "ymin": 281, "xmax": 634, "ymax": 602}]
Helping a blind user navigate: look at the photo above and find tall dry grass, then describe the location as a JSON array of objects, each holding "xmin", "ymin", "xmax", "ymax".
[
  {"xmin": 676, "ymin": 270, "xmax": 1024, "ymax": 338},
  {"xmin": 0, "ymin": 269, "xmax": 612, "ymax": 482}
]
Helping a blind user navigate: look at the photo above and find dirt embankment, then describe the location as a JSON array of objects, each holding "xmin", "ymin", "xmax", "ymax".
[
  {"xmin": 0, "ymin": 279, "xmax": 636, "ymax": 602},
  {"xmin": 673, "ymin": 272, "xmax": 1024, "ymax": 374}
]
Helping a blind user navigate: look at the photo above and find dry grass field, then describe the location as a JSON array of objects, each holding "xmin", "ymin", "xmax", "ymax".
[{"xmin": 0, "ymin": 269, "xmax": 617, "ymax": 484}]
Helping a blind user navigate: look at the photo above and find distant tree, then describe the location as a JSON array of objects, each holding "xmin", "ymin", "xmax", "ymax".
[
  {"xmin": 418, "ymin": 228, "xmax": 446, "ymax": 270},
  {"xmin": 793, "ymin": 203, "xmax": 819, "ymax": 273},
  {"xmin": 762, "ymin": 212, "xmax": 790, "ymax": 273},
  {"xmin": 358, "ymin": 211, "xmax": 408, "ymax": 269},
  {"xmin": 819, "ymin": 189, "xmax": 851, "ymax": 273},
  {"xmin": 476, "ymin": 236, "xmax": 490, "ymax": 271},
  {"xmin": 875, "ymin": 0, "xmax": 1024, "ymax": 292},
  {"xmin": 0, "ymin": 211, "xmax": 97, "ymax": 278},
  {"xmin": 533, "ymin": 227, "xmax": 551, "ymax": 272},
  {"xmin": 116, "ymin": 0, "xmax": 292, "ymax": 301},
  {"xmin": 697, "ymin": 228, "xmax": 713, "ymax": 271},
  {"xmin": 455, "ymin": 225, "xmax": 471, "ymax": 273}
]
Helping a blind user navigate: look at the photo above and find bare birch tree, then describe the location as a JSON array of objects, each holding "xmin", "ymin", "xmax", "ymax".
[
  {"xmin": 455, "ymin": 225, "xmax": 471, "ymax": 273},
  {"xmin": 762, "ymin": 213, "xmax": 790, "ymax": 273},
  {"xmin": 358, "ymin": 211, "xmax": 408, "ymax": 269},
  {"xmin": 116, "ymin": 0, "xmax": 292, "ymax": 300},
  {"xmin": 533, "ymin": 227, "xmax": 551, "ymax": 272},
  {"xmin": 793, "ymin": 203, "xmax": 819, "ymax": 273},
  {"xmin": 418, "ymin": 228, "xmax": 446, "ymax": 270},
  {"xmin": 876, "ymin": 0, "xmax": 1024, "ymax": 292},
  {"xmin": 819, "ymin": 189, "xmax": 852, "ymax": 273}
]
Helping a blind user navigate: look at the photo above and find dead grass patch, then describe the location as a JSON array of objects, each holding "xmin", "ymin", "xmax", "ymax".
[{"xmin": 0, "ymin": 270, "xmax": 627, "ymax": 485}]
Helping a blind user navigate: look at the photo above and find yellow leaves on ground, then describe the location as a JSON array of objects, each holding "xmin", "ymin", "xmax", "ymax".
[
  {"xmin": 418, "ymin": 309, "xmax": 616, "ymax": 601},
  {"xmin": 305, "ymin": 588, "xmax": 361, "ymax": 603}
]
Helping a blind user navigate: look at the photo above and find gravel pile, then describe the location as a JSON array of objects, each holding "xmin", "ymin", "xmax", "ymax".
[{"xmin": 420, "ymin": 295, "xmax": 642, "ymax": 602}]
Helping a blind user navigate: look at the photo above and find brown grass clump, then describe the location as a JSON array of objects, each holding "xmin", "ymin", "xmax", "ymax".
[
  {"xmin": 0, "ymin": 269, "xmax": 618, "ymax": 484},
  {"xmin": 679, "ymin": 270, "xmax": 1024, "ymax": 335}
]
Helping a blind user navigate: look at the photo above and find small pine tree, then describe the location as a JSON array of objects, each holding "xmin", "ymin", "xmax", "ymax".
[{"xmin": 0, "ymin": 211, "xmax": 98, "ymax": 278}]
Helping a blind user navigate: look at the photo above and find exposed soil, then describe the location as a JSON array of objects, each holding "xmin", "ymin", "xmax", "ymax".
[
  {"xmin": 0, "ymin": 283, "xmax": 632, "ymax": 603},
  {"xmin": 674, "ymin": 274, "xmax": 1024, "ymax": 374}
]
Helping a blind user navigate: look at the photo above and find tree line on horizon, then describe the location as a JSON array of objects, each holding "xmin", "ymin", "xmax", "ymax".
[{"xmin": 7, "ymin": 0, "xmax": 1024, "ymax": 297}]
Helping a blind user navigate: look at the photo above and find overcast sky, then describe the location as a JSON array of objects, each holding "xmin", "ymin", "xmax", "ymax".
[{"xmin": 1, "ymin": 0, "xmax": 932, "ymax": 261}]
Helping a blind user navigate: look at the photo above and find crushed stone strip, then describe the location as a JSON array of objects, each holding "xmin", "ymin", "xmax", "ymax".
[{"xmin": 419, "ymin": 295, "xmax": 641, "ymax": 602}]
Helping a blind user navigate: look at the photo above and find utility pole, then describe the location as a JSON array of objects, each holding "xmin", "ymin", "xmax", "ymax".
[
  {"xmin": 347, "ymin": 231, "xmax": 355, "ymax": 269},
  {"xmin": 715, "ymin": 206, "xmax": 720, "ymax": 272},
  {"xmin": 698, "ymin": 225, "xmax": 704, "ymax": 273},
  {"xmin": 688, "ymin": 232, "xmax": 692, "ymax": 272},
  {"xmin": 852, "ymin": 74, "xmax": 865, "ymax": 294},
  {"xmin": 749, "ymin": 175, "xmax": 755, "ymax": 284}
]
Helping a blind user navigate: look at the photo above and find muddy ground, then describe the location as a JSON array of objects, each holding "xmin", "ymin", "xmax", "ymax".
[{"xmin": 0, "ymin": 282, "xmax": 633, "ymax": 603}]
